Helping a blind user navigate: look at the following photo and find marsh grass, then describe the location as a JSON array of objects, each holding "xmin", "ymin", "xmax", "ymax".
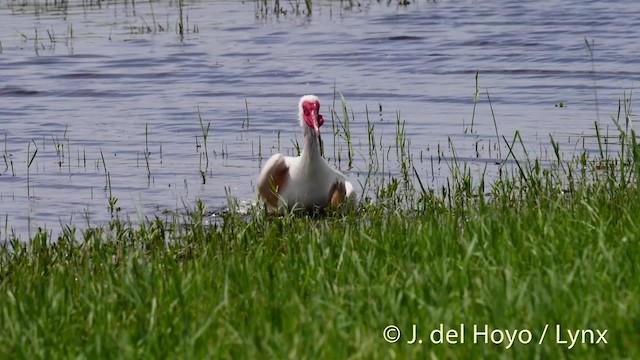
[
  {"xmin": 197, "ymin": 107, "xmax": 211, "ymax": 184},
  {"xmin": 177, "ymin": 0, "xmax": 184, "ymax": 38},
  {"xmin": 254, "ymin": 0, "xmax": 419, "ymax": 18},
  {"xmin": 469, "ymin": 69, "xmax": 480, "ymax": 133},
  {"xmin": 142, "ymin": 123, "xmax": 154, "ymax": 184},
  {"xmin": 2, "ymin": 134, "xmax": 16, "ymax": 176},
  {"xmin": 255, "ymin": 0, "xmax": 312, "ymax": 17},
  {"xmin": 10, "ymin": 0, "xmax": 198, "ymax": 48},
  {"xmin": 332, "ymin": 93, "xmax": 355, "ymax": 168},
  {"xmin": 2, "ymin": 79, "xmax": 640, "ymax": 358},
  {"xmin": 26, "ymin": 140, "xmax": 38, "ymax": 198},
  {"xmin": 2, "ymin": 136, "xmax": 640, "ymax": 358},
  {"xmin": 2, "ymin": 96, "xmax": 640, "ymax": 358}
]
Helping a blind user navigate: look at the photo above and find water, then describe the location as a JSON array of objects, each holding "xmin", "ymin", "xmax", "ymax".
[{"xmin": 1, "ymin": 0, "xmax": 639, "ymax": 239}]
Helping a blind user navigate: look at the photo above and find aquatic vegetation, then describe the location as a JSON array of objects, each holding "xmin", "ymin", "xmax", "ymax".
[
  {"xmin": 197, "ymin": 107, "xmax": 211, "ymax": 184},
  {"xmin": 1, "ymin": 92, "xmax": 640, "ymax": 357}
]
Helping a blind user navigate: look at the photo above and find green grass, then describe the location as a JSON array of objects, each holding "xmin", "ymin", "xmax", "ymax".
[
  {"xmin": 1, "ymin": 188, "xmax": 639, "ymax": 358},
  {"xmin": 2, "ymin": 137, "xmax": 640, "ymax": 359},
  {"xmin": 2, "ymin": 92, "xmax": 640, "ymax": 358}
]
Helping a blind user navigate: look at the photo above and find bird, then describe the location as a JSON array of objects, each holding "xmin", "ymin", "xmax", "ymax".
[{"xmin": 257, "ymin": 95, "xmax": 356, "ymax": 213}]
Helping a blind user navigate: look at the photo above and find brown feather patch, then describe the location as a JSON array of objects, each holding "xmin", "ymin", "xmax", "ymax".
[
  {"xmin": 259, "ymin": 160, "xmax": 289, "ymax": 209},
  {"xmin": 328, "ymin": 181, "xmax": 346, "ymax": 207}
]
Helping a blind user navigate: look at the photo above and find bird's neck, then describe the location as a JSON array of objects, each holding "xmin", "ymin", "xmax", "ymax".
[{"xmin": 300, "ymin": 127, "xmax": 322, "ymax": 163}]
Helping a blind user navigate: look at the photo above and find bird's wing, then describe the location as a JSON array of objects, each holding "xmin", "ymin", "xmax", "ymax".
[
  {"xmin": 257, "ymin": 153, "xmax": 289, "ymax": 209},
  {"xmin": 344, "ymin": 180, "xmax": 357, "ymax": 202},
  {"xmin": 328, "ymin": 179, "xmax": 357, "ymax": 208},
  {"xmin": 328, "ymin": 181, "xmax": 347, "ymax": 207}
]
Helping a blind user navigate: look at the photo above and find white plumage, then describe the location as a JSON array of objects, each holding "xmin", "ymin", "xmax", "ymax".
[{"xmin": 257, "ymin": 95, "xmax": 356, "ymax": 212}]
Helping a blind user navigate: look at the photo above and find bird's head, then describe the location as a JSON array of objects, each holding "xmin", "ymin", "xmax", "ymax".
[{"xmin": 298, "ymin": 95, "xmax": 324, "ymax": 138}]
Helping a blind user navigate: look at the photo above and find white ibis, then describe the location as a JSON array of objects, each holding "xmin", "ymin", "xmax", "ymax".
[{"xmin": 257, "ymin": 95, "xmax": 356, "ymax": 212}]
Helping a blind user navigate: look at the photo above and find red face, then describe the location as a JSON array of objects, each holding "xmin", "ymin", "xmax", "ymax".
[{"xmin": 302, "ymin": 100, "xmax": 324, "ymax": 138}]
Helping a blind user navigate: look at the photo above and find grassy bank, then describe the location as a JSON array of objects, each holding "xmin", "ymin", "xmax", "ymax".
[
  {"xmin": 1, "ymin": 191, "xmax": 638, "ymax": 359},
  {"xmin": 2, "ymin": 94, "xmax": 640, "ymax": 358}
]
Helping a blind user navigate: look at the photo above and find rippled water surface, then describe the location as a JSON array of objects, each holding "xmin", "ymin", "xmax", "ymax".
[{"xmin": 1, "ymin": 0, "xmax": 639, "ymax": 238}]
